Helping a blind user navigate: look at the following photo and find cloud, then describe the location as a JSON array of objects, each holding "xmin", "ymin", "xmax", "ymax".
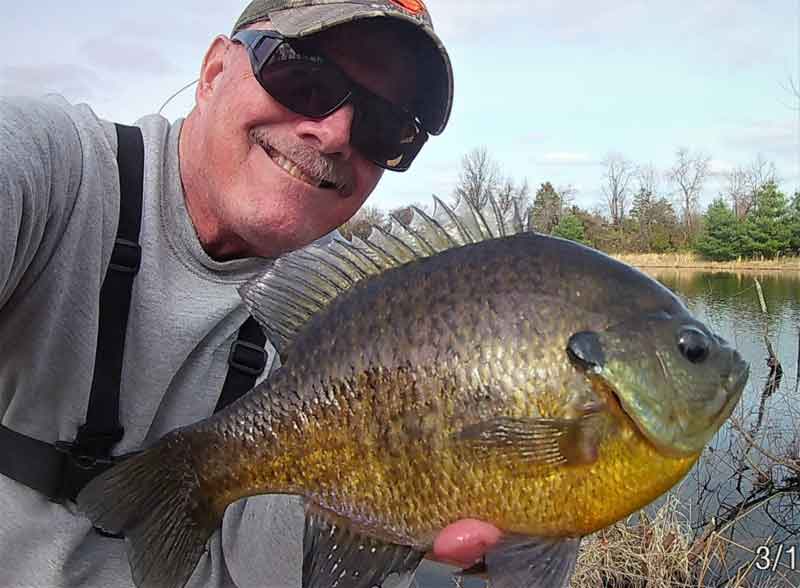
[
  {"xmin": 722, "ymin": 119, "xmax": 797, "ymax": 158},
  {"xmin": 537, "ymin": 152, "xmax": 599, "ymax": 166},
  {"xmin": 0, "ymin": 64, "xmax": 101, "ymax": 101},
  {"xmin": 80, "ymin": 37, "xmax": 174, "ymax": 75}
]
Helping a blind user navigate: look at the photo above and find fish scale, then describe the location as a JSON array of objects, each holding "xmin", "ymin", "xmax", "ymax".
[{"xmin": 77, "ymin": 197, "xmax": 748, "ymax": 588}]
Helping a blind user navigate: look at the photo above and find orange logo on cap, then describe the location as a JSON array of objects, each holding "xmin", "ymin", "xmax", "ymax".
[{"xmin": 389, "ymin": 0, "xmax": 427, "ymax": 15}]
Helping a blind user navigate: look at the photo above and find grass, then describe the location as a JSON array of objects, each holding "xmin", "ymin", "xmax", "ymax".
[
  {"xmin": 611, "ymin": 253, "xmax": 800, "ymax": 272},
  {"xmin": 570, "ymin": 494, "xmax": 796, "ymax": 587}
]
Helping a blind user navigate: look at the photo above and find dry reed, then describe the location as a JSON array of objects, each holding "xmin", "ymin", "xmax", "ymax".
[
  {"xmin": 611, "ymin": 253, "xmax": 800, "ymax": 272},
  {"xmin": 569, "ymin": 493, "xmax": 795, "ymax": 587}
]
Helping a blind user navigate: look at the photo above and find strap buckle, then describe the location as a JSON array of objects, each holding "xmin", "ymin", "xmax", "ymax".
[
  {"xmin": 228, "ymin": 340, "xmax": 268, "ymax": 377},
  {"xmin": 53, "ymin": 425, "xmax": 125, "ymax": 504},
  {"xmin": 109, "ymin": 238, "xmax": 141, "ymax": 274}
]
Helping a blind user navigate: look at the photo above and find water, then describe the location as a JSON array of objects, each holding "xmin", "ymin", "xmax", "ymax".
[
  {"xmin": 648, "ymin": 269, "xmax": 800, "ymax": 587},
  {"xmin": 417, "ymin": 269, "xmax": 800, "ymax": 588}
]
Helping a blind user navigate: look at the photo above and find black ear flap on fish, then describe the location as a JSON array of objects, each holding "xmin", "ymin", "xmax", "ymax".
[
  {"xmin": 567, "ymin": 331, "xmax": 606, "ymax": 373},
  {"xmin": 483, "ymin": 536, "xmax": 582, "ymax": 588},
  {"xmin": 456, "ymin": 412, "xmax": 602, "ymax": 466},
  {"xmin": 303, "ymin": 505, "xmax": 424, "ymax": 588},
  {"xmin": 239, "ymin": 196, "xmax": 527, "ymax": 358}
]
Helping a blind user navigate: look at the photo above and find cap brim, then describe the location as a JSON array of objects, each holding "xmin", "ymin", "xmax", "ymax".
[{"xmin": 267, "ymin": 3, "xmax": 453, "ymax": 135}]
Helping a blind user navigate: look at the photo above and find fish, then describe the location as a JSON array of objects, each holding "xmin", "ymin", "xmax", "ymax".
[{"xmin": 76, "ymin": 196, "xmax": 749, "ymax": 588}]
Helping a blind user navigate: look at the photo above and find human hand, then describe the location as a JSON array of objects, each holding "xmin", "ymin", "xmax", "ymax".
[{"xmin": 427, "ymin": 519, "xmax": 502, "ymax": 569}]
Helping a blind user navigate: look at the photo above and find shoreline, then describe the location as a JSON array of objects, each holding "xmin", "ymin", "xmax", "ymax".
[{"xmin": 612, "ymin": 253, "xmax": 800, "ymax": 273}]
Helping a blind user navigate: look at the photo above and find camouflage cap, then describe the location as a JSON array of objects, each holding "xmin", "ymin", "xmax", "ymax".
[{"xmin": 232, "ymin": 0, "xmax": 453, "ymax": 135}]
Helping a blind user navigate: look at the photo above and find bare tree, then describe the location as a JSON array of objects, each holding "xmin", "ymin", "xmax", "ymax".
[
  {"xmin": 724, "ymin": 155, "xmax": 779, "ymax": 219},
  {"xmin": 635, "ymin": 163, "xmax": 662, "ymax": 197},
  {"xmin": 668, "ymin": 147, "xmax": 711, "ymax": 241},
  {"xmin": 780, "ymin": 75, "xmax": 800, "ymax": 111},
  {"xmin": 454, "ymin": 147, "xmax": 500, "ymax": 210},
  {"xmin": 495, "ymin": 177, "xmax": 531, "ymax": 217},
  {"xmin": 601, "ymin": 153, "xmax": 635, "ymax": 225},
  {"xmin": 557, "ymin": 184, "xmax": 577, "ymax": 209}
]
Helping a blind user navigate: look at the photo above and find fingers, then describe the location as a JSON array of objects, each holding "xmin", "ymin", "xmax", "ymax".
[{"xmin": 428, "ymin": 519, "xmax": 502, "ymax": 568}]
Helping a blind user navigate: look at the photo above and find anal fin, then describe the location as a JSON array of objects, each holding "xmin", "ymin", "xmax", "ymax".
[
  {"xmin": 304, "ymin": 504, "xmax": 424, "ymax": 588},
  {"xmin": 484, "ymin": 536, "xmax": 581, "ymax": 588}
]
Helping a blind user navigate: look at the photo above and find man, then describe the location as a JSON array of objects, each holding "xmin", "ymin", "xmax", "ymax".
[{"xmin": 0, "ymin": 0, "xmax": 499, "ymax": 586}]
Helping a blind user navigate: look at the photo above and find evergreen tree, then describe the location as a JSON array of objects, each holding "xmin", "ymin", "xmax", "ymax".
[
  {"xmin": 552, "ymin": 213, "xmax": 588, "ymax": 244},
  {"xmin": 694, "ymin": 199, "xmax": 743, "ymax": 261},
  {"xmin": 741, "ymin": 182, "xmax": 791, "ymax": 258},
  {"xmin": 789, "ymin": 191, "xmax": 800, "ymax": 254},
  {"xmin": 648, "ymin": 198, "xmax": 680, "ymax": 253},
  {"xmin": 529, "ymin": 182, "xmax": 564, "ymax": 233},
  {"xmin": 629, "ymin": 189, "xmax": 679, "ymax": 253}
]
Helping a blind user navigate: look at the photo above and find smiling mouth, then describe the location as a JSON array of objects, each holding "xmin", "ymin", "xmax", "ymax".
[{"xmin": 260, "ymin": 143, "xmax": 337, "ymax": 190}]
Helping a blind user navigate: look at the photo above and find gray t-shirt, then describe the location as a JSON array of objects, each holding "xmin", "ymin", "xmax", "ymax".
[{"xmin": 0, "ymin": 96, "xmax": 304, "ymax": 588}]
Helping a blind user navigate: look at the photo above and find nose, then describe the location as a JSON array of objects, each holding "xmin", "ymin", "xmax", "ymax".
[{"xmin": 295, "ymin": 104, "xmax": 354, "ymax": 161}]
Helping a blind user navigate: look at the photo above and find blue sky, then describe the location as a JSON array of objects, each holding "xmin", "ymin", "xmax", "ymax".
[{"xmin": 1, "ymin": 0, "xmax": 797, "ymax": 213}]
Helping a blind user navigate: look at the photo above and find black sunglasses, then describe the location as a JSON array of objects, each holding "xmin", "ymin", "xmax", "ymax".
[{"xmin": 231, "ymin": 29, "xmax": 428, "ymax": 172}]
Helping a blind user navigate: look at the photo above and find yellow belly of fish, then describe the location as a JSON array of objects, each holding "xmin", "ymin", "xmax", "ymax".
[{"xmin": 250, "ymin": 416, "xmax": 697, "ymax": 547}]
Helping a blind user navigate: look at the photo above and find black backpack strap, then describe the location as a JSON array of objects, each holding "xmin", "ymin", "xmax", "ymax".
[
  {"xmin": 56, "ymin": 123, "xmax": 144, "ymax": 501},
  {"xmin": 214, "ymin": 316, "xmax": 268, "ymax": 412},
  {"xmin": 0, "ymin": 124, "xmax": 143, "ymax": 503}
]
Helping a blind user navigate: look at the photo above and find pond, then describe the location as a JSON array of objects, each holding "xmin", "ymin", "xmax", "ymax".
[
  {"xmin": 416, "ymin": 269, "xmax": 800, "ymax": 588},
  {"xmin": 646, "ymin": 269, "xmax": 799, "ymax": 587}
]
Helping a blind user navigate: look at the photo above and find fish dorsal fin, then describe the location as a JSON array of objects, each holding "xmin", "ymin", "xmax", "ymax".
[
  {"xmin": 303, "ymin": 505, "xmax": 424, "ymax": 588},
  {"xmin": 239, "ymin": 195, "xmax": 527, "ymax": 357}
]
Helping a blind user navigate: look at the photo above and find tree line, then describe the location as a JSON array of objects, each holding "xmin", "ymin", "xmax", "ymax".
[{"xmin": 340, "ymin": 147, "xmax": 800, "ymax": 260}]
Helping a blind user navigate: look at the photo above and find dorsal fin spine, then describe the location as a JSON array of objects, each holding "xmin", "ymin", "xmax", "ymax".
[
  {"xmin": 336, "ymin": 239, "xmax": 384, "ymax": 274},
  {"xmin": 391, "ymin": 219, "xmax": 437, "ymax": 256},
  {"xmin": 373, "ymin": 225, "xmax": 418, "ymax": 260},
  {"xmin": 240, "ymin": 194, "xmax": 529, "ymax": 358},
  {"xmin": 353, "ymin": 236, "xmax": 403, "ymax": 268},
  {"xmin": 410, "ymin": 206, "xmax": 459, "ymax": 249},
  {"xmin": 433, "ymin": 196, "xmax": 473, "ymax": 244},
  {"xmin": 324, "ymin": 244, "xmax": 372, "ymax": 280}
]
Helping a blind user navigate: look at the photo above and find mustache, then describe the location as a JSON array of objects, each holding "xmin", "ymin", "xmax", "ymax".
[{"xmin": 249, "ymin": 127, "xmax": 355, "ymax": 195}]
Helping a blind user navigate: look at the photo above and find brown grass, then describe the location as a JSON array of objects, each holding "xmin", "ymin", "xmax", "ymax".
[
  {"xmin": 570, "ymin": 494, "xmax": 794, "ymax": 588},
  {"xmin": 611, "ymin": 253, "xmax": 800, "ymax": 272}
]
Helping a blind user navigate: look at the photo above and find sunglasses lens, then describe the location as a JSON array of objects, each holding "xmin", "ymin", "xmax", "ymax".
[
  {"xmin": 259, "ymin": 60, "xmax": 351, "ymax": 118},
  {"xmin": 352, "ymin": 97, "xmax": 427, "ymax": 171}
]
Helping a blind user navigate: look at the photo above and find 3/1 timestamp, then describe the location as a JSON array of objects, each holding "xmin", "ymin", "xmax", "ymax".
[{"xmin": 755, "ymin": 544, "xmax": 797, "ymax": 572}]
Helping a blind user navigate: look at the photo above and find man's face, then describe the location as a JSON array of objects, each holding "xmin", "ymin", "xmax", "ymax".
[{"xmin": 185, "ymin": 19, "xmax": 419, "ymax": 260}]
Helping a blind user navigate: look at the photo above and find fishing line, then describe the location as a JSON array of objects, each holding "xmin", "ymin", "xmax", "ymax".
[{"xmin": 158, "ymin": 78, "xmax": 199, "ymax": 115}]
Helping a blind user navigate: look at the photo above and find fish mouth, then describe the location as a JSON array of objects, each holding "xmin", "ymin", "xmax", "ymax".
[
  {"xmin": 258, "ymin": 141, "xmax": 339, "ymax": 191},
  {"xmin": 725, "ymin": 356, "xmax": 750, "ymax": 399},
  {"xmin": 587, "ymin": 375, "xmax": 635, "ymax": 430}
]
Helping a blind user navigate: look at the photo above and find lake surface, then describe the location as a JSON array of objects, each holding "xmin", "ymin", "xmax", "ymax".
[
  {"xmin": 646, "ymin": 269, "xmax": 799, "ymax": 587},
  {"xmin": 416, "ymin": 269, "xmax": 800, "ymax": 588}
]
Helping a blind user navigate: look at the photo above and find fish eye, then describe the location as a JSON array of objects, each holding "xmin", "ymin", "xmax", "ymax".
[{"xmin": 677, "ymin": 327, "xmax": 711, "ymax": 363}]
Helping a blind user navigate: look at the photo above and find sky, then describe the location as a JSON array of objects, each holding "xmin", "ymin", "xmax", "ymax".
[{"xmin": 1, "ymin": 0, "xmax": 797, "ymax": 214}]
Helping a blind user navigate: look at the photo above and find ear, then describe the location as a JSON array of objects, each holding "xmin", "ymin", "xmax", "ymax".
[{"xmin": 196, "ymin": 35, "xmax": 233, "ymax": 105}]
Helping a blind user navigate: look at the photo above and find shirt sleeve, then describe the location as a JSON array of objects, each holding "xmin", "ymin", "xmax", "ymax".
[{"xmin": 0, "ymin": 96, "xmax": 84, "ymax": 309}]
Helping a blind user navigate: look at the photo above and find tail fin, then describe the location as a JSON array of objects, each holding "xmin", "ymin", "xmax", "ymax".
[{"xmin": 77, "ymin": 433, "xmax": 218, "ymax": 588}]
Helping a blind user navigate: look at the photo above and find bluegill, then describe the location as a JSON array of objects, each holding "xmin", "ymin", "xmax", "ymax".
[{"xmin": 77, "ymin": 197, "xmax": 749, "ymax": 588}]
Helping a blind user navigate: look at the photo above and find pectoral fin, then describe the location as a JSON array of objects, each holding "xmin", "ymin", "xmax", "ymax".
[
  {"xmin": 456, "ymin": 411, "xmax": 602, "ymax": 466},
  {"xmin": 484, "ymin": 536, "xmax": 581, "ymax": 588},
  {"xmin": 303, "ymin": 504, "xmax": 424, "ymax": 588}
]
